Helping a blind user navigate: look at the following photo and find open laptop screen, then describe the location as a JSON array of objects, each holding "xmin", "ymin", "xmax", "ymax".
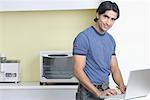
[{"xmin": 99, "ymin": 68, "xmax": 150, "ymax": 100}]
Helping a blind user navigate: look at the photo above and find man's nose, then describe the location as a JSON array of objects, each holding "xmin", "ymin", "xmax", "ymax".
[{"xmin": 106, "ymin": 19, "xmax": 112, "ymax": 26}]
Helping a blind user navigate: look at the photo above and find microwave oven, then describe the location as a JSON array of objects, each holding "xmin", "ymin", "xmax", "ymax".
[{"xmin": 40, "ymin": 51, "xmax": 78, "ymax": 85}]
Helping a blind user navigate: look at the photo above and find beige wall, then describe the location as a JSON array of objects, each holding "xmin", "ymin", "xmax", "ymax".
[
  {"xmin": 0, "ymin": 14, "xmax": 4, "ymax": 51},
  {"xmin": 0, "ymin": 10, "xmax": 95, "ymax": 82}
]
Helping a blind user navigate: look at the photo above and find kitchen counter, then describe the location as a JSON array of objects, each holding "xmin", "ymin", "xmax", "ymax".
[
  {"xmin": 1, "ymin": 82, "xmax": 149, "ymax": 100},
  {"xmin": 0, "ymin": 82, "xmax": 78, "ymax": 100},
  {"xmin": 0, "ymin": 82, "xmax": 78, "ymax": 89}
]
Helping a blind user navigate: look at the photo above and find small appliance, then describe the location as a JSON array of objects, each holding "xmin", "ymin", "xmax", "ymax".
[
  {"xmin": 0, "ymin": 59, "xmax": 20, "ymax": 83},
  {"xmin": 40, "ymin": 51, "xmax": 78, "ymax": 85}
]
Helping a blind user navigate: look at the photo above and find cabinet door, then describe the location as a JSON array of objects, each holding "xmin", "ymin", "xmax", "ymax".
[
  {"xmin": 0, "ymin": 87, "xmax": 77, "ymax": 100},
  {"xmin": 0, "ymin": 0, "xmax": 98, "ymax": 11}
]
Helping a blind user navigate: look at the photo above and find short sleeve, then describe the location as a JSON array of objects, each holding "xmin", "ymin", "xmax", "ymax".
[
  {"xmin": 73, "ymin": 33, "xmax": 89, "ymax": 56},
  {"xmin": 112, "ymin": 38, "xmax": 116, "ymax": 55},
  {"xmin": 112, "ymin": 43, "xmax": 116, "ymax": 55}
]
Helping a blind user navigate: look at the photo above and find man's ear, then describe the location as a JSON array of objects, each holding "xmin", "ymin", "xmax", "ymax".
[{"xmin": 96, "ymin": 13, "xmax": 99, "ymax": 20}]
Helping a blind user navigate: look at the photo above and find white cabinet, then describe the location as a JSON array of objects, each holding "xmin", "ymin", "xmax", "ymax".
[
  {"xmin": 0, "ymin": 0, "xmax": 100, "ymax": 12},
  {"xmin": 0, "ymin": 88, "xmax": 77, "ymax": 100},
  {"xmin": 0, "ymin": 83, "xmax": 78, "ymax": 100}
]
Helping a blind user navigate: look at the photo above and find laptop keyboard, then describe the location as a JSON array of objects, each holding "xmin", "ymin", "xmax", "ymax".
[{"xmin": 99, "ymin": 94, "xmax": 125, "ymax": 99}]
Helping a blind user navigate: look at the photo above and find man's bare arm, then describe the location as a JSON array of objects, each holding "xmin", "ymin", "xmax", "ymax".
[
  {"xmin": 110, "ymin": 56, "xmax": 126, "ymax": 93},
  {"xmin": 73, "ymin": 55, "xmax": 101, "ymax": 96}
]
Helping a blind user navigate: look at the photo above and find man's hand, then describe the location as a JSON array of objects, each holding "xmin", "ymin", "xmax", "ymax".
[
  {"xmin": 98, "ymin": 89, "xmax": 117, "ymax": 96},
  {"xmin": 117, "ymin": 85, "xmax": 126, "ymax": 94}
]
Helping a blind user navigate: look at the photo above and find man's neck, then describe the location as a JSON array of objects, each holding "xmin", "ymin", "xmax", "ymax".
[{"xmin": 93, "ymin": 25, "xmax": 105, "ymax": 35}]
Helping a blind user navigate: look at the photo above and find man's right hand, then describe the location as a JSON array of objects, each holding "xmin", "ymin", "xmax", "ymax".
[{"xmin": 98, "ymin": 88, "xmax": 117, "ymax": 96}]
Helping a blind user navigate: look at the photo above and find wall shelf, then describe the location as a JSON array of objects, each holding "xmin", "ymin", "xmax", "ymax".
[{"xmin": 0, "ymin": 0, "xmax": 100, "ymax": 12}]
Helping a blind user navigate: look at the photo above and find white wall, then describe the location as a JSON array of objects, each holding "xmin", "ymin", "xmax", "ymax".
[{"xmin": 108, "ymin": 0, "xmax": 150, "ymax": 86}]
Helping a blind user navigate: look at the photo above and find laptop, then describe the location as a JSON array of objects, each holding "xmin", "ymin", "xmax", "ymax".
[{"xmin": 99, "ymin": 68, "xmax": 150, "ymax": 100}]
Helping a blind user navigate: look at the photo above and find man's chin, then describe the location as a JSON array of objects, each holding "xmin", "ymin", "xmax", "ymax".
[
  {"xmin": 102, "ymin": 29, "xmax": 108, "ymax": 32},
  {"xmin": 102, "ymin": 28, "xmax": 109, "ymax": 32}
]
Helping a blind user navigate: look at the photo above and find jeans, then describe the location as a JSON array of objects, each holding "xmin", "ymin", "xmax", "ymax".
[{"xmin": 76, "ymin": 83, "xmax": 109, "ymax": 100}]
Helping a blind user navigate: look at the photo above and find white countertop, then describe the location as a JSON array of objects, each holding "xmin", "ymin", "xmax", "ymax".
[{"xmin": 0, "ymin": 82, "xmax": 78, "ymax": 89}]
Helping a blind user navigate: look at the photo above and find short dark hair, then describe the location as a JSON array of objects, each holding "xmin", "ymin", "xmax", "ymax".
[{"xmin": 94, "ymin": 1, "xmax": 120, "ymax": 22}]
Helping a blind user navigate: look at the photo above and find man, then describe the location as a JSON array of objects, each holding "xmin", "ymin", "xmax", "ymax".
[{"xmin": 73, "ymin": 1, "xmax": 126, "ymax": 100}]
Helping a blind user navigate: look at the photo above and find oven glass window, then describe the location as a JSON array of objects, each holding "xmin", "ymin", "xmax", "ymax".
[{"xmin": 43, "ymin": 56, "xmax": 73, "ymax": 79}]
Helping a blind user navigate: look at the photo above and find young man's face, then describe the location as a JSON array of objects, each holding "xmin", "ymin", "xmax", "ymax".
[{"xmin": 96, "ymin": 10, "xmax": 118, "ymax": 32}]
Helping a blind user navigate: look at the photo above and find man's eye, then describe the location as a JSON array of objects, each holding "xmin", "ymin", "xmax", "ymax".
[
  {"xmin": 104, "ymin": 15, "xmax": 109, "ymax": 18},
  {"xmin": 111, "ymin": 18, "xmax": 116, "ymax": 21}
]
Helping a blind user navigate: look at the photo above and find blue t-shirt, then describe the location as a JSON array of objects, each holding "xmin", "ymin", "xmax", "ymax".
[{"xmin": 73, "ymin": 26, "xmax": 116, "ymax": 85}]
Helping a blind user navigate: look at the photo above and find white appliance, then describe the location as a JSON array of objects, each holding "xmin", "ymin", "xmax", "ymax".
[
  {"xmin": 0, "ymin": 60, "xmax": 20, "ymax": 83},
  {"xmin": 40, "ymin": 51, "xmax": 78, "ymax": 85}
]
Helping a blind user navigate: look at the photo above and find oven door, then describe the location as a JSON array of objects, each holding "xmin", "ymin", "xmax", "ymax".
[{"xmin": 42, "ymin": 54, "xmax": 73, "ymax": 79}]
